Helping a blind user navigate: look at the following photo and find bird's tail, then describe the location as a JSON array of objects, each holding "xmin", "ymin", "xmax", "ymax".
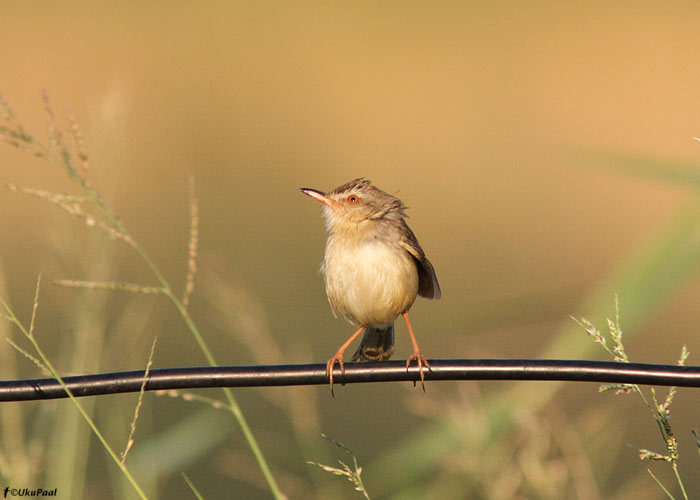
[{"xmin": 351, "ymin": 324, "xmax": 395, "ymax": 361}]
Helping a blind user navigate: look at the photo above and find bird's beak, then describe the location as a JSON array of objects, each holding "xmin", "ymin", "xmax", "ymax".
[{"xmin": 299, "ymin": 188, "xmax": 342, "ymax": 208}]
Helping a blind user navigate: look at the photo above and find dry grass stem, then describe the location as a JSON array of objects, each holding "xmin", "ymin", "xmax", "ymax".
[
  {"xmin": 42, "ymin": 89, "xmax": 67, "ymax": 157},
  {"xmin": 28, "ymin": 275, "xmax": 41, "ymax": 338},
  {"xmin": 7, "ymin": 183, "xmax": 133, "ymax": 243},
  {"xmin": 0, "ymin": 279, "xmax": 150, "ymax": 499},
  {"xmin": 0, "ymin": 129, "xmax": 44, "ymax": 157},
  {"xmin": 1, "ymin": 93, "xmax": 284, "ymax": 500},
  {"xmin": 0, "ymin": 94, "xmax": 17, "ymax": 124},
  {"xmin": 1, "ymin": 94, "xmax": 29, "ymax": 140},
  {"xmin": 156, "ymin": 389, "xmax": 226, "ymax": 410},
  {"xmin": 307, "ymin": 434, "xmax": 370, "ymax": 500},
  {"xmin": 38, "ymin": 91, "xmax": 110, "ymax": 217},
  {"xmin": 54, "ymin": 280, "xmax": 163, "ymax": 295},
  {"xmin": 0, "ymin": 94, "xmax": 42, "ymax": 156},
  {"xmin": 5, "ymin": 338, "xmax": 49, "ymax": 375},
  {"xmin": 67, "ymin": 114, "xmax": 89, "ymax": 172},
  {"xmin": 121, "ymin": 336, "xmax": 158, "ymax": 464},
  {"xmin": 575, "ymin": 298, "xmax": 690, "ymax": 499},
  {"xmin": 182, "ymin": 177, "xmax": 199, "ymax": 309},
  {"xmin": 6, "ymin": 184, "xmax": 89, "ymax": 204}
]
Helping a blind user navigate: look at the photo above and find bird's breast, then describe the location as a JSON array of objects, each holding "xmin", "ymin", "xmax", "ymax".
[{"xmin": 323, "ymin": 237, "xmax": 419, "ymax": 326}]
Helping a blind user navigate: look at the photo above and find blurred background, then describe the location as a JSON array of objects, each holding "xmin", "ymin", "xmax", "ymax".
[{"xmin": 1, "ymin": 2, "xmax": 700, "ymax": 499}]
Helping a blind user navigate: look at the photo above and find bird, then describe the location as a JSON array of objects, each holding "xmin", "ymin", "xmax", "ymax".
[{"xmin": 300, "ymin": 177, "xmax": 441, "ymax": 395}]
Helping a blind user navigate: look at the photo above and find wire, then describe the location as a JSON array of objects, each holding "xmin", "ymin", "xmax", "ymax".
[{"xmin": 1, "ymin": 359, "xmax": 700, "ymax": 401}]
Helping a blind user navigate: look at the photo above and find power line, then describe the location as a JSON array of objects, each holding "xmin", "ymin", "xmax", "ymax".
[{"xmin": 1, "ymin": 359, "xmax": 699, "ymax": 401}]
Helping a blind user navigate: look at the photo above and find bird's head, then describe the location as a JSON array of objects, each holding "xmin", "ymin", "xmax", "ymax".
[{"xmin": 300, "ymin": 178, "xmax": 406, "ymax": 233}]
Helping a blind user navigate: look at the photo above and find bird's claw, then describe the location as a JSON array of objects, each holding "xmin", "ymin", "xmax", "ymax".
[
  {"xmin": 326, "ymin": 355, "xmax": 345, "ymax": 397},
  {"xmin": 406, "ymin": 353, "xmax": 432, "ymax": 391}
]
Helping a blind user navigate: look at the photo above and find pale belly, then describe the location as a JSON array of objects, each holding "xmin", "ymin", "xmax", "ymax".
[{"xmin": 323, "ymin": 239, "xmax": 419, "ymax": 326}]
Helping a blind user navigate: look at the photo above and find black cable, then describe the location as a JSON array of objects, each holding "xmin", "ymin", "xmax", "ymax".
[{"xmin": 1, "ymin": 359, "xmax": 700, "ymax": 401}]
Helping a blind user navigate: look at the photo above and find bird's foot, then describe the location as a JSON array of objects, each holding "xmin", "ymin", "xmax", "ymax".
[
  {"xmin": 406, "ymin": 353, "xmax": 432, "ymax": 392},
  {"xmin": 325, "ymin": 354, "xmax": 345, "ymax": 397}
]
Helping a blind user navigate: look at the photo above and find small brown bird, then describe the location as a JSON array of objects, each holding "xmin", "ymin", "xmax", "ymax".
[{"xmin": 300, "ymin": 178, "xmax": 441, "ymax": 394}]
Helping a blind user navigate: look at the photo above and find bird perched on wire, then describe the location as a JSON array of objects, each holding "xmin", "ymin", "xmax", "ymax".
[{"xmin": 300, "ymin": 178, "xmax": 441, "ymax": 395}]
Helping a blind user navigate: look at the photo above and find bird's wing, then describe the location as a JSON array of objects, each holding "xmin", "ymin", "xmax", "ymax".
[{"xmin": 399, "ymin": 221, "xmax": 441, "ymax": 300}]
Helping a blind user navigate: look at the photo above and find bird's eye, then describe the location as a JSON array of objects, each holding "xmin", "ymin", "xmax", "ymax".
[{"xmin": 346, "ymin": 195, "xmax": 359, "ymax": 204}]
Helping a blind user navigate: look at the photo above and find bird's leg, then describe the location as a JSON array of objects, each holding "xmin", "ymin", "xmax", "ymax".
[
  {"xmin": 402, "ymin": 312, "xmax": 432, "ymax": 391},
  {"xmin": 326, "ymin": 325, "xmax": 367, "ymax": 396}
]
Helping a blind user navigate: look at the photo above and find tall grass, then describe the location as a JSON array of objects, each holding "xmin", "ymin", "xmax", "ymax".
[
  {"xmin": 1, "ymin": 93, "xmax": 283, "ymax": 499},
  {"xmin": 574, "ymin": 297, "xmax": 691, "ymax": 499}
]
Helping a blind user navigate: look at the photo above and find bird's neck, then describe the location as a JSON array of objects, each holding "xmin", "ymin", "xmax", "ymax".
[{"xmin": 328, "ymin": 219, "xmax": 379, "ymax": 246}]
